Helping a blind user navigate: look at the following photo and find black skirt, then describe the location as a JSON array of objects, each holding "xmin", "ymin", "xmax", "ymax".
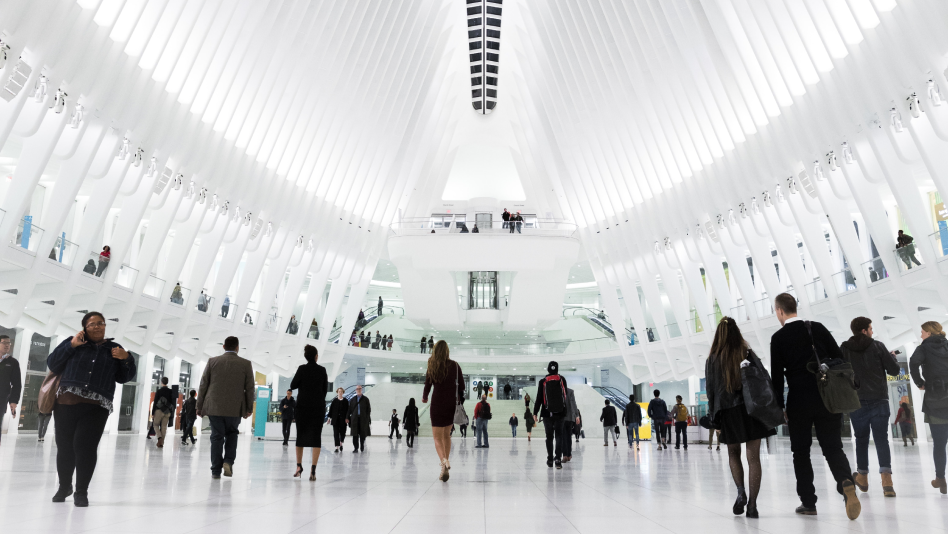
[
  {"xmin": 295, "ymin": 407, "xmax": 326, "ymax": 448},
  {"xmin": 717, "ymin": 404, "xmax": 776, "ymax": 444}
]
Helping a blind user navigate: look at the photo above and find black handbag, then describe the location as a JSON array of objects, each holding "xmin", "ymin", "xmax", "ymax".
[
  {"xmin": 740, "ymin": 351, "xmax": 785, "ymax": 428},
  {"xmin": 614, "ymin": 425, "xmax": 620, "ymax": 437},
  {"xmin": 805, "ymin": 321, "xmax": 861, "ymax": 414}
]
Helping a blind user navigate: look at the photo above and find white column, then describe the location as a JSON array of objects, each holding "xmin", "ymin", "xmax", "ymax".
[
  {"xmin": 688, "ymin": 375, "xmax": 700, "ymax": 405},
  {"xmin": 137, "ymin": 353, "xmax": 154, "ymax": 434}
]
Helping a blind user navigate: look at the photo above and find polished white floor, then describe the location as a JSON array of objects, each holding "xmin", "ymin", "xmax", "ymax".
[{"xmin": 0, "ymin": 431, "xmax": 945, "ymax": 533}]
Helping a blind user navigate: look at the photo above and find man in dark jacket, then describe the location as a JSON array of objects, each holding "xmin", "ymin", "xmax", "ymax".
[
  {"xmin": 504, "ymin": 383, "xmax": 512, "ymax": 400},
  {"xmin": 600, "ymin": 399, "xmax": 618, "ymax": 446},
  {"xmin": 180, "ymin": 390, "xmax": 197, "ymax": 445},
  {"xmin": 347, "ymin": 385, "xmax": 371, "ymax": 452},
  {"xmin": 533, "ymin": 361, "xmax": 568, "ymax": 468},
  {"xmin": 279, "ymin": 389, "xmax": 296, "ymax": 446},
  {"xmin": 623, "ymin": 395, "xmax": 643, "ymax": 449},
  {"xmin": 0, "ymin": 335, "xmax": 21, "ymax": 445},
  {"xmin": 896, "ymin": 230, "xmax": 921, "ymax": 269},
  {"xmin": 770, "ymin": 293, "xmax": 860, "ymax": 519},
  {"xmin": 151, "ymin": 377, "xmax": 176, "ymax": 448},
  {"xmin": 502, "ymin": 208, "xmax": 510, "ymax": 229},
  {"xmin": 647, "ymin": 390, "xmax": 668, "ymax": 450},
  {"xmin": 841, "ymin": 317, "xmax": 900, "ymax": 497}
]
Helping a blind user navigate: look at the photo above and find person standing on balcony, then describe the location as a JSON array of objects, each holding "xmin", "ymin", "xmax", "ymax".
[
  {"xmin": 375, "ymin": 331, "xmax": 382, "ymax": 350},
  {"xmin": 95, "ymin": 245, "xmax": 110, "ymax": 277},
  {"xmin": 896, "ymin": 230, "xmax": 921, "ymax": 269},
  {"xmin": 221, "ymin": 295, "xmax": 230, "ymax": 318},
  {"xmin": 378, "ymin": 296, "xmax": 383, "ymax": 317},
  {"xmin": 286, "ymin": 315, "xmax": 299, "ymax": 335},
  {"xmin": 502, "ymin": 208, "xmax": 510, "ymax": 229}
]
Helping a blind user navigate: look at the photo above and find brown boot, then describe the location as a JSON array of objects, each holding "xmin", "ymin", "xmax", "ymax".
[
  {"xmin": 933, "ymin": 478, "xmax": 948, "ymax": 494},
  {"xmin": 157, "ymin": 437, "xmax": 164, "ymax": 448},
  {"xmin": 881, "ymin": 473, "xmax": 895, "ymax": 497},
  {"xmin": 853, "ymin": 471, "xmax": 868, "ymax": 492}
]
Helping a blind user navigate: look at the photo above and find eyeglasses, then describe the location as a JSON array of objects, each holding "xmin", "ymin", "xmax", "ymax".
[
  {"xmin": 85, "ymin": 322, "xmax": 107, "ymax": 328},
  {"xmin": 0, "ymin": 340, "xmax": 11, "ymax": 345}
]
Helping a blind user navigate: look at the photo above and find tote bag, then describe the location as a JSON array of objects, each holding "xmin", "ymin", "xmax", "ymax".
[
  {"xmin": 806, "ymin": 321, "xmax": 861, "ymax": 414},
  {"xmin": 37, "ymin": 371, "xmax": 61, "ymax": 414},
  {"xmin": 452, "ymin": 363, "xmax": 469, "ymax": 425},
  {"xmin": 740, "ymin": 351, "xmax": 785, "ymax": 428}
]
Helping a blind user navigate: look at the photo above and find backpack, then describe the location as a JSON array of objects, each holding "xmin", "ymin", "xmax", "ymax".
[
  {"xmin": 155, "ymin": 395, "xmax": 172, "ymax": 414},
  {"xmin": 542, "ymin": 375, "xmax": 567, "ymax": 414},
  {"xmin": 480, "ymin": 401, "xmax": 492, "ymax": 420}
]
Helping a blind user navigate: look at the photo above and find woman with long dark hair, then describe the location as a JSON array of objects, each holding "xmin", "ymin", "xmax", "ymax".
[
  {"xmin": 403, "ymin": 398, "xmax": 420, "ymax": 448},
  {"xmin": 290, "ymin": 345, "xmax": 328, "ymax": 480},
  {"xmin": 705, "ymin": 317, "xmax": 775, "ymax": 518},
  {"xmin": 47, "ymin": 311, "xmax": 137, "ymax": 507},
  {"xmin": 422, "ymin": 340, "xmax": 464, "ymax": 481}
]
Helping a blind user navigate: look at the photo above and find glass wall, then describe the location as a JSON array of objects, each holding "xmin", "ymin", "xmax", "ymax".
[{"xmin": 17, "ymin": 332, "xmax": 51, "ymax": 432}]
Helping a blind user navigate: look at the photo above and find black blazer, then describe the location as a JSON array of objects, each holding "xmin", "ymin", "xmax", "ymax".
[
  {"xmin": 290, "ymin": 363, "xmax": 328, "ymax": 416},
  {"xmin": 328, "ymin": 397, "xmax": 348, "ymax": 426},
  {"xmin": 600, "ymin": 405, "xmax": 618, "ymax": 427},
  {"xmin": 770, "ymin": 320, "xmax": 843, "ymax": 409}
]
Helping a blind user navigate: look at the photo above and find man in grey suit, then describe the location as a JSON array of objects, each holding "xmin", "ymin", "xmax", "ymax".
[{"xmin": 196, "ymin": 336, "xmax": 255, "ymax": 479}]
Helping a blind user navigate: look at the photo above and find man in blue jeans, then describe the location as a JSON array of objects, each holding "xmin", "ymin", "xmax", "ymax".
[
  {"xmin": 841, "ymin": 317, "xmax": 901, "ymax": 497},
  {"xmin": 623, "ymin": 394, "xmax": 643, "ymax": 449}
]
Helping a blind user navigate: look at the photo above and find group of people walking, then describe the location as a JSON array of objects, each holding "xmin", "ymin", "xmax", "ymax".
[{"xmin": 351, "ymin": 330, "xmax": 393, "ymax": 350}]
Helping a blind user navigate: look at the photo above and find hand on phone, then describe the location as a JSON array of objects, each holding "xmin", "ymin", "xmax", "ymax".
[{"xmin": 71, "ymin": 331, "xmax": 85, "ymax": 348}]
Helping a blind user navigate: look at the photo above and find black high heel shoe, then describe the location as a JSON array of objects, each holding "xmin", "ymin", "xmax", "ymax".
[
  {"xmin": 746, "ymin": 504, "xmax": 759, "ymax": 518},
  {"xmin": 293, "ymin": 463, "xmax": 303, "ymax": 478},
  {"xmin": 733, "ymin": 488, "xmax": 748, "ymax": 515},
  {"xmin": 309, "ymin": 465, "xmax": 317, "ymax": 481}
]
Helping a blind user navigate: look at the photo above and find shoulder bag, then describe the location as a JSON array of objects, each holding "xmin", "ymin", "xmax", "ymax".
[
  {"xmin": 37, "ymin": 370, "xmax": 62, "ymax": 414},
  {"xmin": 452, "ymin": 362, "xmax": 468, "ymax": 425},
  {"xmin": 805, "ymin": 321, "xmax": 861, "ymax": 414},
  {"xmin": 740, "ymin": 350, "xmax": 785, "ymax": 428}
]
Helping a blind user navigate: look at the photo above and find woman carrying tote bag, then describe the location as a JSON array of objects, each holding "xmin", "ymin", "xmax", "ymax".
[
  {"xmin": 706, "ymin": 317, "xmax": 776, "ymax": 519},
  {"xmin": 422, "ymin": 340, "xmax": 465, "ymax": 482}
]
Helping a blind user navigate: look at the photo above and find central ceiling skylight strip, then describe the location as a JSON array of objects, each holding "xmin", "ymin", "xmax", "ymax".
[{"xmin": 467, "ymin": 0, "xmax": 501, "ymax": 114}]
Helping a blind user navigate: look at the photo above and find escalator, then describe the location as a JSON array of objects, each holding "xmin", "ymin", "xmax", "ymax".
[{"xmin": 591, "ymin": 386, "xmax": 630, "ymax": 411}]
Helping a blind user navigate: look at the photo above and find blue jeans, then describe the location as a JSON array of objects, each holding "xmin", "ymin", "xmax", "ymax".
[
  {"xmin": 476, "ymin": 418, "xmax": 489, "ymax": 447},
  {"xmin": 849, "ymin": 400, "xmax": 891, "ymax": 474},
  {"xmin": 627, "ymin": 424, "xmax": 640, "ymax": 445},
  {"xmin": 511, "ymin": 425, "xmax": 517, "ymax": 437}
]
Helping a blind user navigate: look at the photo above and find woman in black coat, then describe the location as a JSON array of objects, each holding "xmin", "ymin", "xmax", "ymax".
[
  {"xmin": 910, "ymin": 321, "xmax": 948, "ymax": 493},
  {"xmin": 290, "ymin": 345, "xmax": 328, "ymax": 481},
  {"xmin": 328, "ymin": 387, "xmax": 348, "ymax": 453},
  {"xmin": 403, "ymin": 398, "xmax": 420, "ymax": 448}
]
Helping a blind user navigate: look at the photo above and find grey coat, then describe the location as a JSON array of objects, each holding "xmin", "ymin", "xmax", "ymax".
[
  {"xmin": 564, "ymin": 388, "xmax": 579, "ymax": 421},
  {"xmin": 196, "ymin": 352, "xmax": 256, "ymax": 418}
]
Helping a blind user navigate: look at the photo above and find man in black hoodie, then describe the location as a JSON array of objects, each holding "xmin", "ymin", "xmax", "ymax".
[
  {"xmin": 534, "ymin": 361, "xmax": 568, "ymax": 468},
  {"xmin": 0, "ymin": 335, "xmax": 21, "ymax": 446},
  {"xmin": 841, "ymin": 317, "xmax": 900, "ymax": 497},
  {"xmin": 647, "ymin": 390, "xmax": 668, "ymax": 450}
]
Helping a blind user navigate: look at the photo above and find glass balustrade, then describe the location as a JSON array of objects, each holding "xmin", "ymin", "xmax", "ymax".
[
  {"xmin": 142, "ymin": 275, "xmax": 165, "ymax": 298},
  {"xmin": 11, "ymin": 217, "xmax": 45, "ymax": 254},
  {"xmin": 686, "ymin": 317, "xmax": 704, "ymax": 334},
  {"xmin": 46, "ymin": 237, "xmax": 79, "ymax": 267},
  {"xmin": 860, "ymin": 257, "xmax": 888, "ymax": 284},
  {"xmin": 195, "ymin": 294, "xmax": 213, "ymax": 315},
  {"xmin": 831, "ymin": 268, "xmax": 857, "ymax": 295},
  {"xmin": 665, "ymin": 323, "xmax": 682, "ymax": 339},
  {"xmin": 115, "ymin": 265, "xmax": 138, "ymax": 289},
  {"xmin": 805, "ymin": 278, "xmax": 827, "ymax": 304},
  {"xmin": 929, "ymin": 230, "xmax": 948, "ymax": 260},
  {"xmin": 263, "ymin": 312, "xmax": 281, "ymax": 332},
  {"xmin": 893, "ymin": 245, "xmax": 923, "ymax": 272},
  {"xmin": 729, "ymin": 305, "xmax": 749, "ymax": 322},
  {"xmin": 753, "ymin": 296, "xmax": 773, "ymax": 318},
  {"xmin": 168, "ymin": 284, "xmax": 190, "ymax": 307},
  {"xmin": 242, "ymin": 308, "xmax": 261, "ymax": 326},
  {"xmin": 219, "ymin": 300, "xmax": 236, "ymax": 321}
]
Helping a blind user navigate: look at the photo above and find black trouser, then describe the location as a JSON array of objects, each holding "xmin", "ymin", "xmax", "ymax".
[
  {"xmin": 333, "ymin": 423, "xmax": 347, "ymax": 447},
  {"xmin": 787, "ymin": 399, "xmax": 854, "ymax": 507},
  {"xmin": 563, "ymin": 421, "xmax": 573, "ymax": 457},
  {"xmin": 542, "ymin": 415, "xmax": 566, "ymax": 461},
  {"xmin": 181, "ymin": 417, "xmax": 195, "ymax": 442},
  {"xmin": 406, "ymin": 430, "xmax": 415, "ymax": 447},
  {"xmin": 352, "ymin": 431, "xmax": 366, "ymax": 450},
  {"xmin": 37, "ymin": 412, "xmax": 52, "ymax": 439},
  {"xmin": 53, "ymin": 403, "xmax": 109, "ymax": 493},
  {"xmin": 282, "ymin": 418, "xmax": 292, "ymax": 443},
  {"xmin": 208, "ymin": 416, "xmax": 240, "ymax": 475},
  {"xmin": 675, "ymin": 421, "xmax": 688, "ymax": 448},
  {"xmin": 389, "ymin": 425, "xmax": 401, "ymax": 439},
  {"xmin": 460, "ymin": 424, "xmax": 467, "ymax": 437}
]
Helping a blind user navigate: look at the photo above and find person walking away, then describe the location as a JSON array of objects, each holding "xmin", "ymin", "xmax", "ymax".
[
  {"xmin": 221, "ymin": 295, "xmax": 230, "ymax": 318},
  {"xmin": 895, "ymin": 402, "xmax": 915, "ymax": 446},
  {"xmin": 457, "ymin": 398, "xmax": 469, "ymax": 438},
  {"xmin": 909, "ymin": 321, "xmax": 948, "ymax": 494},
  {"xmin": 420, "ymin": 336, "xmax": 427, "ymax": 354},
  {"xmin": 474, "ymin": 394, "xmax": 492, "ymax": 449},
  {"xmin": 328, "ymin": 388, "xmax": 348, "ymax": 452},
  {"xmin": 0, "ymin": 335, "xmax": 21, "ymax": 446},
  {"xmin": 601, "ymin": 399, "xmax": 618, "ymax": 446},
  {"xmin": 289, "ymin": 345, "xmax": 328, "ymax": 480},
  {"xmin": 623, "ymin": 394, "xmax": 643, "ymax": 449},
  {"xmin": 151, "ymin": 377, "xmax": 175, "ymax": 448},
  {"xmin": 647, "ymin": 390, "xmax": 669, "ymax": 450},
  {"xmin": 524, "ymin": 391, "xmax": 531, "ymax": 410},
  {"xmin": 428, "ymin": 337, "xmax": 434, "ymax": 353},
  {"xmin": 524, "ymin": 409, "xmax": 535, "ymax": 442},
  {"xmin": 180, "ymin": 390, "xmax": 197, "ymax": 445},
  {"xmin": 279, "ymin": 389, "xmax": 296, "ymax": 446},
  {"xmin": 403, "ymin": 398, "xmax": 420, "ymax": 448},
  {"xmin": 896, "ymin": 230, "xmax": 921, "ymax": 269},
  {"xmin": 841, "ymin": 317, "xmax": 901, "ymax": 497},
  {"xmin": 389, "ymin": 409, "xmax": 402, "ymax": 439},
  {"xmin": 770, "ymin": 293, "xmax": 860, "ymax": 519},
  {"xmin": 706, "ymin": 317, "xmax": 777, "ymax": 519},
  {"xmin": 422, "ymin": 340, "xmax": 465, "ymax": 480},
  {"xmin": 504, "ymin": 382, "xmax": 512, "ymax": 400},
  {"xmin": 47, "ymin": 312, "xmax": 137, "ymax": 506},
  {"xmin": 95, "ymin": 245, "xmax": 110, "ymax": 277},
  {"xmin": 347, "ymin": 385, "xmax": 372, "ymax": 452},
  {"xmin": 378, "ymin": 296, "xmax": 383, "ymax": 317},
  {"xmin": 533, "ymin": 361, "xmax": 569, "ymax": 468},
  {"xmin": 196, "ymin": 336, "xmax": 255, "ymax": 479},
  {"xmin": 707, "ymin": 428, "xmax": 721, "ymax": 451},
  {"xmin": 509, "ymin": 413, "xmax": 518, "ymax": 437},
  {"xmin": 563, "ymin": 387, "xmax": 579, "ymax": 461},
  {"xmin": 171, "ymin": 284, "xmax": 183, "ymax": 305},
  {"xmin": 673, "ymin": 395, "xmax": 690, "ymax": 450}
]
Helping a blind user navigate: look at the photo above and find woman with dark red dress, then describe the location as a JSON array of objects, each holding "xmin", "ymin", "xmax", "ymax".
[{"xmin": 422, "ymin": 340, "xmax": 464, "ymax": 482}]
